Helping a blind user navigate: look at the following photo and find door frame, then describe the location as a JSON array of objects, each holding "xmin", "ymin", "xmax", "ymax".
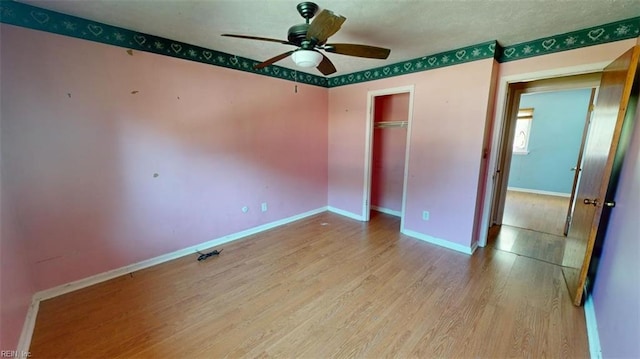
[
  {"xmin": 490, "ymin": 74, "xmax": 602, "ymax": 231},
  {"xmin": 489, "ymin": 82, "xmax": 525, "ymax": 227},
  {"xmin": 478, "ymin": 62, "xmax": 612, "ymax": 247},
  {"xmin": 362, "ymin": 85, "xmax": 415, "ymax": 229}
]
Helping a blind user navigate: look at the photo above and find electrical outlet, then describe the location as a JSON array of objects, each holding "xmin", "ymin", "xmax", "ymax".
[
  {"xmin": 422, "ymin": 211, "xmax": 429, "ymax": 221},
  {"xmin": 242, "ymin": 206, "xmax": 249, "ymax": 213},
  {"xmin": 261, "ymin": 202, "xmax": 268, "ymax": 212}
]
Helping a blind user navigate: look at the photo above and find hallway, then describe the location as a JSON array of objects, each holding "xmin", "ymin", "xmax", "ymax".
[
  {"xmin": 487, "ymin": 224, "xmax": 566, "ymax": 266},
  {"xmin": 502, "ymin": 190, "xmax": 570, "ymax": 236}
]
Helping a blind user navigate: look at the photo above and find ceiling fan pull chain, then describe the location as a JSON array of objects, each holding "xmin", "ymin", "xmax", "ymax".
[{"xmin": 294, "ymin": 70, "xmax": 298, "ymax": 93}]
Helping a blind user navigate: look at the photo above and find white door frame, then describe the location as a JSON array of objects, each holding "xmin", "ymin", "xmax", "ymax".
[
  {"xmin": 362, "ymin": 85, "xmax": 415, "ymax": 230},
  {"xmin": 477, "ymin": 62, "xmax": 611, "ymax": 247}
]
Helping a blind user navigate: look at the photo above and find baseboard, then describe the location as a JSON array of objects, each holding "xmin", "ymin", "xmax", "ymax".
[
  {"xmin": 401, "ymin": 229, "xmax": 474, "ymax": 255},
  {"xmin": 34, "ymin": 206, "xmax": 328, "ymax": 302},
  {"xmin": 18, "ymin": 206, "xmax": 328, "ymax": 352},
  {"xmin": 16, "ymin": 297, "xmax": 39, "ymax": 356},
  {"xmin": 584, "ymin": 294, "xmax": 602, "ymax": 359},
  {"xmin": 327, "ymin": 206, "xmax": 364, "ymax": 221},
  {"xmin": 371, "ymin": 206, "xmax": 401, "ymax": 217},
  {"xmin": 469, "ymin": 241, "xmax": 479, "ymax": 254},
  {"xmin": 507, "ymin": 187, "xmax": 571, "ymax": 198},
  {"xmin": 18, "ymin": 206, "xmax": 478, "ymax": 352}
]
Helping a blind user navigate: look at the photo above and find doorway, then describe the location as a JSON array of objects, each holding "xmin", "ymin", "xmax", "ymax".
[
  {"xmin": 363, "ymin": 86, "xmax": 414, "ymax": 227},
  {"xmin": 488, "ymin": 73, "xmax": 601, "ymax": 265},
  {"xmin": 502, "ymin": 87, "xmax": 596, "ymax": 236},
  {"xmin": 482, "ymin": 46, "xmax": 639, "ymax": 306}
]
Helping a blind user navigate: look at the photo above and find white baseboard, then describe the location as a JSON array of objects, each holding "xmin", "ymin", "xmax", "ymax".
[
  {"xmin": 584, "ymin": 294, "xmax": 602, "ymax": 359},
  {"xmin": 16, "ymin": 297, "xmax": 39, "ymax": 356},
  {"xmin": 327, "ymin": 206, "xmax": 364, "ymax": 221},
  {"xmin": 507, "ymin": 187, "xmax": 571, "ymax": 198},
  {"xmin": 18, "ymin": 206, "xmax": 328, "ymax": 352},
  {"xmin": 35, "ymin": 206, "xmax": 327, "ymax": 301},
  {"xmin": 469, "ymin": 241, "xmax": 479, "ymax": 254},
  {"xmin": 401, "ymin": 229, "xmax": 474, "ymax": 255},
  {"xmin": 371, "ymin": 206, "xmax": 401, "ymax": 217}
]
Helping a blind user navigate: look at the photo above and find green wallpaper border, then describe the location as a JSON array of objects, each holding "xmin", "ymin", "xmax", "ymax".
[
  {"xmin": 0, "ymin": 1, "xmax": 329, "ymax": 87},
  {"xmin": 327, "ymin": 41, "xmax": 498, "ymax": 87},
  {"xmin": 499, "ymin": 17, "xmax": 640, "ymax": 62},
  {"xmin": 1, "ymin": 1, "xmax": 639, "ymax": 88}
]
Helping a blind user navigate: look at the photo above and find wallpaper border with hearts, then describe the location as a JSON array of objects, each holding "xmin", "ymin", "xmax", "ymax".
[
  {"xmin": 1, "ymin": 1, "xmax": 639, "ymax": 89},
  {"xmin": 326, "ymin": 41, "xmax": 498, "ymax": 87},
  {"xmin": 326, "ymin": 17, "xmax": 640, "ymax": 87},
  {"xmin": 0, "ymin": 1, "xmax": 329, "ymax": 87},
  {"xmin": 498, "ymin": 17, "xmax": 640, "ymax": 63}
]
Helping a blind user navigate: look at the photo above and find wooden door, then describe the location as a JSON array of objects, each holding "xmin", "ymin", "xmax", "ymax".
[{"xmin": 562, "ymin": 46, "xmax": 640, "ymax": 306}]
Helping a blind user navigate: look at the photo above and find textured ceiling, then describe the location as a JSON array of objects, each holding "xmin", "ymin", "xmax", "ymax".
[{"xmin": 20, "ymin": 0, "xmax": 640, "ymax": 76}]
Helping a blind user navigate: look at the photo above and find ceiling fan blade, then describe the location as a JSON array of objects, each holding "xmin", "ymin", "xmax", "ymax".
[
  {"xmin": 306, "ymin": 9, "xmax": 346, "ymax": 44},
  {"xmin": 324, "ymin": 43, "xmax": 391, "ymax": 59},
  {"xmin": 221, "ymin": 34, "xmax": 296, "ymax": 46},
  {"xmin": 254, "ymin": 50, "xmax": 295, "ymax": 69},
  {"xmin": 317, "ymin": 53, "xmax": 337, "ymax": 75}
]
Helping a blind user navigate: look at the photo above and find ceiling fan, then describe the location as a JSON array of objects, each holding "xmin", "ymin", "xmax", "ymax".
[{"xmin": 221, "ymin": 2, "xmax": 391, "ymax": 76}]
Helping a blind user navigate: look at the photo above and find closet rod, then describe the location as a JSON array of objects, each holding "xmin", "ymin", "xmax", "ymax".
[{"xmin": 374, "ymin": 121, "xmax": 408, "ymax": 128}]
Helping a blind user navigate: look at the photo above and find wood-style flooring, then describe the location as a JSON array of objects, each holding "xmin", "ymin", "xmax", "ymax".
[
  {"xmin": 498, "ymin": 190, "xmax": 571, "ymax": 266},
  {"xmin": 29, "ymin": 211, "xmax": 589, "ymax": 358},
  {"xmin": 503, "ymin": 190, "xmax": 570, "ymax": 236},
  {"xmin": 487, "ymin": 225, "xmax": 566, "ymax": 266}
]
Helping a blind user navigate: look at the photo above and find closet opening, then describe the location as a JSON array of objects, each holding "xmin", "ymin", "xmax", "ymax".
[{"xmin": 362, "ymin": 86, "xmax": 414, "ymax": 228}]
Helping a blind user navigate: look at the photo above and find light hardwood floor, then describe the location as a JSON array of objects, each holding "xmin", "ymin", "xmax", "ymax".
[
  {"xmin": 29, "ymin": 212, "xmax": 589, "ymax": 358},
  {"xmin": 503, "ymin": 190, "xmax": 571, "ymax": 236},
  {"xmin": 487, "ymin": 225, "xmax": 566, "ymax": 266}
]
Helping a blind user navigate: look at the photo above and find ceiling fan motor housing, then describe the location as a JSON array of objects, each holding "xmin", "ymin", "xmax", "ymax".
[
  {"xmin": 292, "ymin": 2, "xmax": 319, "ymax": 48},
  {"xmin": 288, "ymin": 23, "xmax": 312, "ymax": 47},
  {"xmin": 296, "ymin": 2, "xmax": 319, "ymax": 20}
]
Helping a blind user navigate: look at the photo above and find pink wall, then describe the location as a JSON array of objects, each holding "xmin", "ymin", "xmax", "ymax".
[
  {"xmin": 371, "ymin": 94, "xmax": 409, "ymax": 213},
  {"xmin": 0, "ymin": 23, "xmax": 327, "ymax": 347},
  {"xmin": 498, "ymin": 40, "xmax": 636, "ymax": 78},
  {"xmin": 329, "ymin": 59, "xmax": 497, "ymax": 248},
  {"xmin": 0, "ymin": 200, "xmax": 34, "ymax": 350},
  {"xmin": 327, "ymin": 86, "xmax": 369, "ymax": 216},
  {"xmin": 1, "ymin": 119, "xmax": 36, "ymax": 349}
]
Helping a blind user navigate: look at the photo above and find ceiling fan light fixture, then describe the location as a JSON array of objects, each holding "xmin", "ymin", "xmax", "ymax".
[{"xmin": 292, "ymin": 50, "xmax": 322, "ymax": 68}]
